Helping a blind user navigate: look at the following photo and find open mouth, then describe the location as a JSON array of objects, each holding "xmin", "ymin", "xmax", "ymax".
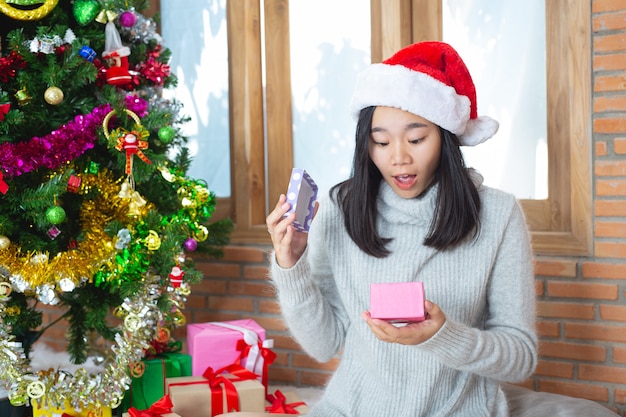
[{"xmin": 393, "ymin": 175, "xmax": 417, "ymax": 190}]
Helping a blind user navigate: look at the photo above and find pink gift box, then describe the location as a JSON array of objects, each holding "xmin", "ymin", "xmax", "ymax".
[
  {"xmin": 284, "ymin": 168, "xmax": 318, "ymax": 232},
  {"xmin": 187, "ymin": 319, "xmax": 266, "ymax": 376},
  {"xmin": 370, "ymin": 282, "xmax": 425, "ymax": 323}
]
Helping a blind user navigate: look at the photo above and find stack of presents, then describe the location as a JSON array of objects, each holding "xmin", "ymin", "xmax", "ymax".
[{"xmin": 114, "ymin": 319, "xmax": 309, "ymax": 417}]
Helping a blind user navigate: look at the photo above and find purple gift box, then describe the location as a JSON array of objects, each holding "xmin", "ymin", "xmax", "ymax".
[
  {"xmin": 284, "ymin": 168, "xmax": 318, "ymax": 232},
  {"xmin": 370, "ymin": 282, "xmax": 426, "ymax": 323}
]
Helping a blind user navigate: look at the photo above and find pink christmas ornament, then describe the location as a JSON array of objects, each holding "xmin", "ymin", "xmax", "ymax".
[
  {"xmin": 184, "ymin": 238, "xmax": 197, "ymax": 252},
  {"xmin": 119, "ymin": 11, "xmax": 137, "ymax": 28}
]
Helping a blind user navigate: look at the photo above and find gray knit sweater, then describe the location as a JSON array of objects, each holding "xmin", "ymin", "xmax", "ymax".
[{"xmin": 270, "ymin": 178, "xmax": 537, "ymax": 417}]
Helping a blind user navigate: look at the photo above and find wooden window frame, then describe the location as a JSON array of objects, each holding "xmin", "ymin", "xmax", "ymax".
[
  {"xmin": 158, "ymin": 0, "xmax": 592, "ymax": 256},
  {"xmin": 371, "ymin": 0, "xmax": 592, "ymax": 256}
]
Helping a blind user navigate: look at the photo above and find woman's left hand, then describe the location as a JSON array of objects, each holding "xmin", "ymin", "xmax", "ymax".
[{"xmin": 361, "ymin": 300, "xmax": 446, "ymax": 345}]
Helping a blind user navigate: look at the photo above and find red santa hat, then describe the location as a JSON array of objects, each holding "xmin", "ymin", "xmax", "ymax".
[{"xmin": 349, "ymin": 41, "xmax": 498, "ymax": 146}]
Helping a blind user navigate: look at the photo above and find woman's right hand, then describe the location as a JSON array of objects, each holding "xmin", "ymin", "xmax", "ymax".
[{"xmin": 266, "ymin": 194, "xmax": 316, "ymax": 269}]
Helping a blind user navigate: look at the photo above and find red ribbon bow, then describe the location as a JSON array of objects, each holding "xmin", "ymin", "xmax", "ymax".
[
  {"xmin": 128, "ymin": 395, "xmax": 174, "ymax": 417},
  {"xmin": 202, "ymin": 366, "xmax": 240, "ymax": 416},
  {"xmin": 265, "ymin": 390, "xmax": 307, "ymax": 414},
  {"xmin": 236, "ymin": 339, "xmax": 277, "ymax": 394},
  {"xmin": 168, "ymin": 363, "xmax": 258, "ymax": 417},
  {"xmin": 0, "ymin": 171, "xmax": 8, "ymax": 195}
]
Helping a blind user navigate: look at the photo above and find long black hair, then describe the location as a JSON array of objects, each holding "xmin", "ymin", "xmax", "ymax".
[{"xmin": 330, "ymin": 106, "xmax": 481, "ymax": 258}]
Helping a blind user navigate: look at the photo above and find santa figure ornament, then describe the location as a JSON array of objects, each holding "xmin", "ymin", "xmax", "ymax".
[
  {"xmin": 169, "ymin": 266, "xmax": 184, "ymax": 288},
  {"xmin": 102, "ymin": 21, "xmax": 131, "ymax": 86}
]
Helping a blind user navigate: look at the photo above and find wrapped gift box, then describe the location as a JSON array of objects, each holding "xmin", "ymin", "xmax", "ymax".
[
  {"xmin": 167, "ymin": 371, "xmax": 265, "ymax": 417},
  {"xmin": 32, "ymin": 400, "xmax": 111, "ymax": 417},
  {"xmin": 120, "ymin": 352, "xmax": 192, "ymax": 413},
  {"xmin": 187, "ymin": 319, "xmax": 267, "ymax": 377},
  {"xmin": 284, "ymin": 168, "xmax": 318, "ymax": 232},
  {"xmin": 266, "ymin": 389, "xmax": 310, "ymax": 415},
  {"xmin": 370, "ymin": 282, "xmax": 425, "ymax": 323}
]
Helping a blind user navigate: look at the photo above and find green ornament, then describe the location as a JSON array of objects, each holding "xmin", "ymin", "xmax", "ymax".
[
  {"xmin": 87, "ymin": 161, "xmax": 100, "ymax": 174},
  {"xmin": 73, "ymin": 0, "xmax": 100, "ymax": 26},
  {"xmin": 158, "ymin": 126, "xmax": 176, "ymax": 144},
  {"xmin": 46, "ymin": 206, "xmax": 66, "ymax": 225}
]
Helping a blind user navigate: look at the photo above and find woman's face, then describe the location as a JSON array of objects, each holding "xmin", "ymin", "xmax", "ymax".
[{"xmin": 369, "ymin": 106, "xmax": 442, "ymax": 199}]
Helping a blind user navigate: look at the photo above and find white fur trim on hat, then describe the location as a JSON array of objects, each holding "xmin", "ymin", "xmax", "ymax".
[
  {"xmin": 350, "ymin": 63, "xmax": 471, "ymax": 136},
  {"xmin": 349, "ymin": 42, "xmax": 500, "ymax": 147}
]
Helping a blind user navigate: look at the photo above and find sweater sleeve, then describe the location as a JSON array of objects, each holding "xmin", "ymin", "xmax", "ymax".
[
  {"xmin": 419, "ymin": 198, "xmax": 538, "ymax": 382},
  {"xmin": 269, "ymin": 198, "xmax": 350, "ymax": 363}
]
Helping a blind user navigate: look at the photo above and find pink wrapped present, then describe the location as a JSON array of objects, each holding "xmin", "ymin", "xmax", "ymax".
[
  {"xmin": 187, "ymin": 319, "xmax": 273, "ymax": 380},
  {"xmin": 284, "ymin": 168, "xmax": 318, "ymax": 232},
  {"xmin": 370, "ymin": 282, "xmax": 425, "ymax": 323}
]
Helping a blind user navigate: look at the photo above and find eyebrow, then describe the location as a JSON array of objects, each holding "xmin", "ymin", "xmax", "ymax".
[{"xmin": 371, "ymin": 122, "xmax": 429, "ymax": 133}]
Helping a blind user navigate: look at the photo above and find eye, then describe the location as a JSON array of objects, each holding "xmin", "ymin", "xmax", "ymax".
[
  {"xmin": 409, "ymin": 137, "xmax": 425, "ymax": 144},
  {"xmin": 370, "ymin": 136, "xmax": 389, "ymax": 146}
]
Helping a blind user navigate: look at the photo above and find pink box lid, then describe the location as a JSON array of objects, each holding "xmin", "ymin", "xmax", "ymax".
[{"xmin": 370, "ymin": 282, "xmax": 425, "ymax": 323}]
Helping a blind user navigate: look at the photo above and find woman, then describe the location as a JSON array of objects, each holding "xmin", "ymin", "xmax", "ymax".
[{"xmin": 265, "ymin": 41, "xmax": 537, "ymax": 416}]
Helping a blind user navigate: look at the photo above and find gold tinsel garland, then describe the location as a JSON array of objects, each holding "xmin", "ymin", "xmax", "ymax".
[
  {"xmin": 0, "ymin": 165, "xmax": 213, "ymax": 410},
  {"xmin": 3, "ymin": 168, "xmax": 145, "ymax": 292}
]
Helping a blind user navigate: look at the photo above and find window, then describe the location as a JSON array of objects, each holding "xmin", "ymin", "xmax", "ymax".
[{"xmin": 158, "ymin": 0, "xmax": 592, "ymax": 255}]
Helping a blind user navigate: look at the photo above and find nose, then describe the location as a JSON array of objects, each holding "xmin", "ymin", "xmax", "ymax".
[{"xmin": 391, "ymin": 142, "xmax": 411, "ymax": 165}]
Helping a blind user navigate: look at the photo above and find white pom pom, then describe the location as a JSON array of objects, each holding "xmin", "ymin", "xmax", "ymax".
[{"xmin": 459, "ymin": 116, "xmax": 499, "ymax": 146}]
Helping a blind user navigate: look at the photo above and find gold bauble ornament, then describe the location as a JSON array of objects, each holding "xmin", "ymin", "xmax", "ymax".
[
  {"xmin": 44, "ymin": 86, "xmax": 64, "ymax": 105},
  {"xmin": 193, "ymin": 225, "xmax": 209, "ymax": 242},
  {"xmin": 144, "ymin": 230, "xmax": 161, "ymax": 251},
  {"xmin": 0, "ymin": 235, "xmax": 9, "ymax": 250}
]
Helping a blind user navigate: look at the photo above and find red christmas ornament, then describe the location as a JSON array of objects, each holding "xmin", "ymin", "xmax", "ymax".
[
  {"xmin": 0, "ymin": 52, "xmax": 26, "ymax": 83},
  {"xmin": 0, "ymin": 171, "xmax": 8, "ymax": 195},
  {"xmin": 102, "ymin": 21, "xmax": 132, "ymax": 86},
  {"xmin": 67, "ymin": 175, "xmax": 81, "ymax": 193},
  {"xmin": 0, "ymin": 103, "xmax": 10, "ymax": 121},
  {"xmin": 115, "ymin": 131, "xmax": 152, "ymax": 175},
  {"xmin": 168, "ymin": 266, "xmax": 184, "ymax": 288}
]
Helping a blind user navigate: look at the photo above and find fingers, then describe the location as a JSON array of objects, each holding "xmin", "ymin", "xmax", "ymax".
[
  {"xmin": 265, "ymin": 194, "xmax": 302, "ymax": 269},
  {"xmin": 361, "ymin": 311, "xmax": 402, "ymax": 343},
  {"xmin": 361, "ymin": 300, "xmax": 446, "ymax": 345},
  {"xmin": 266, "ymin": 194, "xmax": 290, "ymax": 234}
]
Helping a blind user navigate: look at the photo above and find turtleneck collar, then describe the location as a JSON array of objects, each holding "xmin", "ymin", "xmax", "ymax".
[{"xmin": 376, "ymin": 180, "xmax": 439, "ymax": 227}]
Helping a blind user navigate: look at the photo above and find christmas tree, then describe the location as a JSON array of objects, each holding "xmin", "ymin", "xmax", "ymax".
[{"xmin": 0, "ymin": 0, "xmax": 231, "ymax": 411}]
